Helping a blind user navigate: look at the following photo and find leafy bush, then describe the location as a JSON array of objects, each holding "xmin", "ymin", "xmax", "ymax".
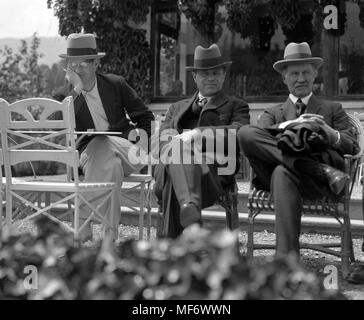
[{"xmin": 0, "ymin": 217, "xmax": 344, "ymax": 300}]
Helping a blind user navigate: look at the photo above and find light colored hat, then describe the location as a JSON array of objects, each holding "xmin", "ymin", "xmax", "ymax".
[
  {"xmin": 273, "ymin": 42, "xmax": 323, "ymax": 73},
  {"xmin": 186, "ymin": 44, "xmax": 232, "ymax": 71},
  {"xmin": 59, "ymin": 33, "xmax": 105, "ymax": 60}
]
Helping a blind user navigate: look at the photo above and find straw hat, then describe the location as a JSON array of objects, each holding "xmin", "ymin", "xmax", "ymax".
[
  {"xmin": 273, "ymin": 42, "xmax": 323, "ymax": 73},
  {"xmin": 59, "ymin": 33, "xmax": 105, "ymax": 60}
]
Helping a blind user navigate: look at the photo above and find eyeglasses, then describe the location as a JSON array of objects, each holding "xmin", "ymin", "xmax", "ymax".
[{"xmin": 66, "ymin": 60, "xmax": 94, "ymax": 70}]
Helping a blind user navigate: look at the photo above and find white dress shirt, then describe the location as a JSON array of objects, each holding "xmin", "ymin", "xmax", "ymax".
[
  {"xmin": 81, "ymin": 80, "xmax": 109, "ymax": 132},
  {"xmin": 289, "ymin": 92, "xmax": 312, "ymax": 105}
]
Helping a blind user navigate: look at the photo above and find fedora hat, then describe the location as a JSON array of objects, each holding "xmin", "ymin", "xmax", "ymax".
[
  {"xmin": 273, "ymin": 42, "xmax": 323, "ymax": 73},
  {"xmin": 186, "ymin": 44, "xmax": 232, "ymax": 71},
  {"xmin": 59, "ymin": 33, "xmax": 106, "ymax": 60}
]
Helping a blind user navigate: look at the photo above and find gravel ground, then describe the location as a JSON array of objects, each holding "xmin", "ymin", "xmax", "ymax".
[{"xmin": 13, "ymin": 220, "xmax": 364, "ymax": 300}]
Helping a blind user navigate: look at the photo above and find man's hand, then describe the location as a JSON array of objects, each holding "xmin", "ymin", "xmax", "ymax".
[
  {"xmin": 278, "ymin": 114, "xmax": 324, "ymax": 130},
  {"xmin": 65, "ymin": 69, "xmax": 83, "ymax": 94},
  {"xmin": 174, "ymin": 129, "xmax": 201, "ymax": 143},
  {"xmin": 311, "ymin": 118, "xmax": 340, "ymax": 146}
]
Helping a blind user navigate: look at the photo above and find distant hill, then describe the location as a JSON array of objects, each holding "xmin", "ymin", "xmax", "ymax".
[{"xmin": 0, "ymin": 36, "xmax": 67, "ymax": 66}]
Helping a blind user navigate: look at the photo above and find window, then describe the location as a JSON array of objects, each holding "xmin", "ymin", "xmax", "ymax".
[
  {"xmin": 151, "ymin": 0, "xmax": 359, "ymax": 101},
  {"xmin": 339, "ymin": 1, "xmax": 364, "ymax": 96}
]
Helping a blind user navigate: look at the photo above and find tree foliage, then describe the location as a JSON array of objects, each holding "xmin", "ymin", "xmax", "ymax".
[
  {"xmin": 47, "ymin": 0, "xmax": 153, "ymax": 101},
  {"xmin": 0, "ymin": 34, "xmax": 49, "ymax": 103}
]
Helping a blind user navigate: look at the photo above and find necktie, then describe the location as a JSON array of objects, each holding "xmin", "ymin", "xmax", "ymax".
[
  {"xmin": 296, "ymin": 98, "xmax": 306, "ymax": 117},
  {"xmin": 193, "ymin": 97, "xmax": 208, "ymax": 113}
]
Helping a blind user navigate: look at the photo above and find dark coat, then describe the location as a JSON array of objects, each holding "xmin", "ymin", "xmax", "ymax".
[
  {"xmin": 258, "ymin": 95, "xmax": 358, "ymax": 157},
  {"xmin": 153, "ymin": 91, "xmax": 250, "ymax": 206},
  {"xmin": 53, "ymin": 73, "xmax": 154, "ymax": 151},
  {"xmin": 257, "ymin": 95, "xmax": 359, "ymax": 196}
]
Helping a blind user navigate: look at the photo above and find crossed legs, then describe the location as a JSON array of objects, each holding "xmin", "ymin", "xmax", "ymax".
[
  {"xmin": 79, "ymin": 136, "xmax": 145, "ymax": 240},
  {"xmin": 238, "ymin": 125, "xmax": 303, "ymax": 256}
]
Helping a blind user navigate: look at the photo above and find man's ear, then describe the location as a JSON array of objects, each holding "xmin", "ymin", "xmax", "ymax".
[
  {"xmin": 282, "ymin": 73, "xmax": 287, "ymax": 85},
  {"xmin": 192, "ymin": 72, "xmax": 197, "ymax": 82}
]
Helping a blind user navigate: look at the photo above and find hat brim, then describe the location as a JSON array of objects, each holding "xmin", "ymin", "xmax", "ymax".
[
  {"xmin": 59, "ymin": 53, "xmax": 106, "ymax": 60},
  {"xmin": 186, "ymin": 61, "xmax": 232, "ymax": 71},
  {"xmin": 273, "ymin": 57, "xmax": 323, "ymax": 73}
]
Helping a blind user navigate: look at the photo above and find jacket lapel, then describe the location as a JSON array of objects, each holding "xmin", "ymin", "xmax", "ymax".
[
  {"xmin": 305, "ymin": 94, "xmax": 322, "ymax": 115},
  {"xmin": 175, "ymin": 92, "xmax": 198, "ymax": 130},
  {"xmin": 281, "ymin": 97, "xmax": 297, "ymax": 121},
  {"xmin": 201, "ymin": 90, "xmax": 228, "ymax": 114}
]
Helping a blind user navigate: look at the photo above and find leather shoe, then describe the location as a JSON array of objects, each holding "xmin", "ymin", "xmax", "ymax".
[
  {"xmin": 317, "ymin": 164, "xmax": 350, "ymax": 195},
  {"xmin": 346, "ymin": 264, "xmax": 364, "ymax": 284},
  {"xmin": 180, "ymin": 202, "xmax": 201, "ymax": 228}
]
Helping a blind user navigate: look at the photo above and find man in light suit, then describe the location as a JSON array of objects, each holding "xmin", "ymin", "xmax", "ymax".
[
  {"xmin": 154, "ymin": 44, "xmax": 250, "ymax": 238},
  {"xmin": 238, "ymin": 42, "xmax": 359, "ymax": 257},
  {"xmin": 54, "ymin": 33, "xmax": 154, "ymax": 241}
]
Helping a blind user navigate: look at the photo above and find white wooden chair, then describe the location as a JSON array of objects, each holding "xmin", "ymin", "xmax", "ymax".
[
  {"xmin": 0, "ymin": 149, "xmax": 4, "ymax": 228},
  {"xmin": 121, "ymin": 165, "xmax": 153, "ymax": 240},
  {"xmin": 120, "ymin": 115, "xmax": 164, "ymax": 240},
  {"xmin": 0, "ymin": 97, "xmax": 117, "ymax": 240}
]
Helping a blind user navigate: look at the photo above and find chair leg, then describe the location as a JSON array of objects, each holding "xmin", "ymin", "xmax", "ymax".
[
  {"xmin": 156, "ymin": 205, "xmax": 164, "ymax": 238},
  {"xmin": 6, "ymin": 190, "xmax": 12, "ymax": 227},
  {"xmin": 74, "ymin": 194, "xmax": 80, "ymax": 241},
  {"xmin": 138, "ymin": 183, "xmax": 145, "ymax": 240},
  {"xmin": 247, "ymin": 209, "xmax": 255, "ymax": 259},
  {"xmin": 146, "ymin": 182, "xmax": 152, "ymax": 240},
  {"xmin": 231, "ymin": 187, "xmax": 239, "ymax": 230},
  {"xmin": 341, "ymin": 216, "xmax": 352, "ymax": 279},
  {"xmin": 349, "ymin": 232, "xmax": 355, "ymax": 263}
]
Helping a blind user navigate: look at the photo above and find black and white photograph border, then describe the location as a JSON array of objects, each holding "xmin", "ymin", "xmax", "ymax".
[{"xmin": 0, "ymin": 0, "xmax": 364, "ymax": 305}]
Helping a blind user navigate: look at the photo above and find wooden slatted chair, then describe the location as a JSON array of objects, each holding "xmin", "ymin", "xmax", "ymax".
[
  {"xmin": 246, "ymin": 113, "xmax": 364, "ymax": 277},
  {"xmin": 353, "ymin": 112, "xmax": 364, "ymax": 185},
  {"xmin": 0, "ymin": 97, "xmax": 117, "ymax": 240}
]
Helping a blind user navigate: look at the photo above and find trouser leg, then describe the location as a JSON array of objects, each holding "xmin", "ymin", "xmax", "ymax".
[
  {"xmin": 238, "ymin": 125, "xmax": 282, "ymax": 190},
  {"xmin": 81, "ymin": 136, "xmax": 145, "ymax": 238},
  {"xmin": 271, "ymin": 165, "xmax": 302, "ymax": 256}
]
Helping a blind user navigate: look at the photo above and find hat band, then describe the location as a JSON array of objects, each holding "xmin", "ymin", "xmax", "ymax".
[
  {"xmin": 67, "ymin": 48, "xmax": 98, "ymax": 56},
  {"xmin": 194, "ymin": 57, "xmax": 225, "ymax": 69},
  {"xmin": 284, "ymin": 52, "xmax": 312, "ymax": 60}
]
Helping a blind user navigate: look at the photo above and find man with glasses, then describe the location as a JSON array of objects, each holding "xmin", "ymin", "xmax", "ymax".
[{"xmin": 54, "ymin": 33, "xmax": 154, "ymax": 242}]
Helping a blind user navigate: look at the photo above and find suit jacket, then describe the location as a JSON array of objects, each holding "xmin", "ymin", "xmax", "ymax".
[
  {"xmin": 53, "ymin": 73, "xmax": 154, "ymax": 151},
  {"xmin": 157, "ymin": 91, "xmax": 250, "ymax": 151},
  {"xmin": 258, "ymin": 95, "xmax": 358, "ymax": 157},
  {"xmin": 153, "ymin": 91, "xmax": 250, "ymax": 203}
]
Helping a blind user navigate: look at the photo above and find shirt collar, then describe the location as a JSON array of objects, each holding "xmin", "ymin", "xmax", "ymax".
[
  {"xmin": 82, "ymin": 78, "xmax": 98, "ymax": 95},
  {"xmin": 289, "ymin": 92, "xmax": 312, "ymax": 105},
  {"xmin": 198, "ymin": 92, "xmax": 212, "ymax": 102}
]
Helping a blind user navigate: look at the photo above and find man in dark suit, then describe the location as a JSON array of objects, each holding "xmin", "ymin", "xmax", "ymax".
[
  {"xmin": 153, "ymin": 44, "xmax": 250, "ymax": 238},
  {"xmin": 54, "ymin": 33, "xmax": 154, "ymax": 241},
  {"xmin": 238, "ymin": 42, "xmax": 359, "ymax": 257}
]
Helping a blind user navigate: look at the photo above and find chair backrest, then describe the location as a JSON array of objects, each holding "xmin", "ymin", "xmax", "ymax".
[
  {"xmin": 0, "ymin": 97, "xmax": 80, "ymax": 183},
  {"xmin": 352, "ymin": 112, "xmax": 364, "ymax": 154}
]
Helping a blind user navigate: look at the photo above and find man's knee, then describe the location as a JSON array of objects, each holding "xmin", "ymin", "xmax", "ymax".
[
  {"xmin": 271, "ymin": 165, "xmax": 300, "ymax": 192},
  {"xmin": 237, "ymin": 125, "xmax": 262, "ymax": 149},
  {"xmin": 85, "ymin": 136, "xmax": 113, "ymax": 158}
]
